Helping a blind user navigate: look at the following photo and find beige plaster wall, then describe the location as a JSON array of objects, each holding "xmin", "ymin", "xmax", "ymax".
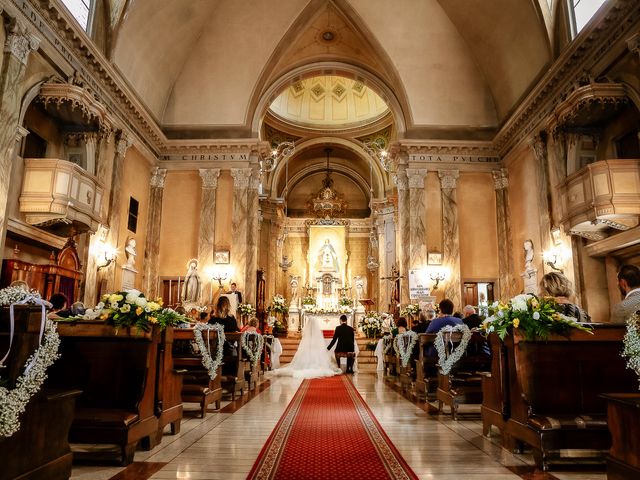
[
  {"xmin": 114, "ymin": 148, "xmax": 151, "ymax": 290},
  {"xmin": 458, "ymin": 173, "xmax": 499, "ymax": 280},
  {"xmin": 158, "ymin": 171, "xmax": 200, "ymax": 277}
]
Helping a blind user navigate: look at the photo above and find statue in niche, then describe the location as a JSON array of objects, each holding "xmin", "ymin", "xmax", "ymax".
[
  {"xmin": 124, "ymin": 237, "xmax": 137, "ymax": 270},
  {"xmin": 316, "ymin": 238, "xmax": 340, "ymax": 273},
  {"xmin": 289, "ymin": 275, "xmax": 300, "ymax": 307},
  {"xmin": 182, "ymin": 259, "xmax": 202, "ymax": 304},
  {"xmin": 354, "ymin": 276, "xmax": 366, "ymax": 302},
  {"xmin": 521, "ymin": 239, "xmax": 538, "ymax": 294}
]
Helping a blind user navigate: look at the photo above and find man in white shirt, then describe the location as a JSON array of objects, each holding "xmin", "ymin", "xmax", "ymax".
[{"xmin": 612, "ymin": 265, "xmax": 640, "ymax": 323}]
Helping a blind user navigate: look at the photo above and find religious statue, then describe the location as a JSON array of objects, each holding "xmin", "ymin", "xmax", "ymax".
[
  {"xmin": 521, "ymin": 239, "xmax": 538, "ymax": 294},
  {"xmin": 354, "ymin": 276, "xmax": 366, "ymax": 302},
  {"xmin": 316, "ymin": 238, "xmax": 339, "ymax": 273},
  {"xmin": 124, "ymin": 237, "xmax": 137, "ymax": 270},
  {"xmin": 182, "ymin": 259, "xmax": 202, "ymax": 304},
  {"xmin": 289, "ymin": 275, "xmax": 300, "ymax": 307}
]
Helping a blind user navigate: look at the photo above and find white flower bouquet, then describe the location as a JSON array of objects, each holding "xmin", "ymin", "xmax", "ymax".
[{"xmin": 359, "ymin": 311, "xmax": 383, "ymax": 338}]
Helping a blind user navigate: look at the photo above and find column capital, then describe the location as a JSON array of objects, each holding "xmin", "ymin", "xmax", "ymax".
[
  {"xmin": 199, "ymin": 168, "xmax": 221, "ymax": 189},
  {"xmin": 230, "ymin": 167, "xmax": 252, "ymax": 189},
  {"xmin": 492, "ymin": 169, "xmax": 509, "ymax": 190},
  {"xmin": 3, "ymin": 17, "xmax": 40, "ymax": 65},
  {"xmin": 438, "ymin": 170, "xmax": 459, "ymax": 190},
  {"xmin": 627, "ymin": 32, "xmax": 640, "ymax": 59},
  {"xmin": 407, "ymin": 168, "xmax": 427, "ymax": 189},
  {"xmin": 392, "ymin": 167, "xmax": 408, "ymax": 191},
  {"xmin": 150, "ymin": 167, "xmax": 167, "ymax": 188},
  {"xmin": 115, "ymin": 132, "xmax": 133, "ymax": 157}
]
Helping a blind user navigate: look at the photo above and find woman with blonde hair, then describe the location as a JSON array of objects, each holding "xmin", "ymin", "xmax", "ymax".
[
  {"xmin": 540, "ymin": 272, "xmax": 591, "ymax": 322},
  {"xmin": 241, "ymin": 316, "xmax": 262, "ymax": 334},
  {"xmin": 208, "ymin": 295, "xmax": 239, "ymax": 332}
]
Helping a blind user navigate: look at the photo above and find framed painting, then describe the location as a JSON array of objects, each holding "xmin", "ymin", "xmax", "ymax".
[{"xmin": 214, "ymin": 250, "xmax": 230, "ymax": 264}]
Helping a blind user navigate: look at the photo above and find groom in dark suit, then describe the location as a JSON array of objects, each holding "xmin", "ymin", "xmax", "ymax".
[{"xmin": 327, "ymin": 314, "xmax": 355, "ymax": 373}]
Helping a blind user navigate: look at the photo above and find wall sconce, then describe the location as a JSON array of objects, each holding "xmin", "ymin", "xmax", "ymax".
[
  {"xmin": 543, "ymin": 246, "xmax": 569, "ymax": 274},
  {"xmin": 261, "ymin": 141, "xmax": 295, "ymax": 173},
  {"xmin": 211, "ymin": 266, "xmax": 231, "ymax": 289},
  {"xmin": 430, "ymin": 270, "xmax": 446, "ymax": 290},
  {"xmin": 96, "ymin": 244, "xmax": 117, "ymax": 270}
]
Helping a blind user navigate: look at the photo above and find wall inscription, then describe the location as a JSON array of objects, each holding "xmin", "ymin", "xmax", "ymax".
[{"xmin": 408, "ymin": 154, "xmax": 499, "ymax": 163}]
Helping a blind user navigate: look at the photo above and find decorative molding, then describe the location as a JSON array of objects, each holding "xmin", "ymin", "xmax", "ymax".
[
  {"xmin": 492, "ymin": 169, "xmax": 509, "ymax": 190},
  {"xmin": 406, "ymin": 168, "xmax": 427, "ymax": 189},
  {"xmin": 438, "ymin": 170, "xmax": 459, "ymax": 190},
  {"xmin": 150, "ymin": 167, "xmax": 167, "ymax": 188},
  {"xmin": 115, "ymin": 132, "xmax": 133, "ymax": 157},
  {"xmin": 402, "ymin": 139, "xmax": 499, "ymax": 163},
  {"xmin": 199, "ymin": 168, "xmax": 221, "ymax": 189},
  {"xmin": 392, "ymin": 169, "xmax": 408, "ymax": 191},
  {"xmin": 569, "ymin": 229, "xmax": 607, "ymax": 241},
  {"xmin": 230, "ymin": 167, "xmax": 252, "ymax": 189},
  {"xmin": 627, "ymin": 32, "xmax": 640, "ymax": 58},
  {"xmin": 3, "ymin": 16, "xmax": 40, "ymax": 65}
]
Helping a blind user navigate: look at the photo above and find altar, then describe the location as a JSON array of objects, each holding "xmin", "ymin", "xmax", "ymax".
[{"xmin": 303, "ymin": 312, "xmax": 354, "ymax": 331}]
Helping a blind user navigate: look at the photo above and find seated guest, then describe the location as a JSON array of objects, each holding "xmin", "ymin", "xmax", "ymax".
[
  {"xmin": 48, "ymin": 293, "xmax": 69, "ymax": 319},
  {"xmin": 612, "ymin": 264, "xmax": 640, "ymax": 324},
  {"xmin": 463, "ymin": 305, "xmax": 483, "ymax": 329},
  {"xmin": 70, "ymin": 301, "xmax": 86, "ymax": 316},
  {"xmin": 426, "ymin": 299, "xmax": 463, "ymax": 333},
  {"xmin": 241, "ymin": 317, "xmax": 261, "ymax": 334},
  {"xmin": 208, "ymin": 296, "xmax": 239, "ymax": 332},
  {"xmin": 396, "ymin": 317, "xmax": 408, "ymax": 335},
  {"xmin": 198, "ymin": 311, "xmax": 208, "ymax": 323},
  {"xmin": 540, "ymin": 272, "xmax": 591, "ymax": 322},
  {"xmin": 412, "ymin": 312, "xmax": 429, "ymax": 334}
]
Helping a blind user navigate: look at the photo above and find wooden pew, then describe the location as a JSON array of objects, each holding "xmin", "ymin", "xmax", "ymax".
[
  {"xmin": 436, "ymin": 331, "xmax": 491, "ymax": 419},
  {"xmin": 502, "ymin": 325, "xmax": 637, "ymax": 470},
  {"xmin": 415, "ymin": 333, "xmax": 437, "ymax": 400},
  {"xmin": 173, "ymin": 327, "xmax": 223, "ymax": 417},
  {"xmin": 381, "ymin": 335, "xmax": 396, "ymax": 377},
  {"xmin": 46, "ymin": 322, "xmax": 161, "ymax": 465},
  {"xmin": 240, "ymin": 332, "xmax": 261, "ymax": 391},
  {"xmin": 152, "ymin": 327, "xmax": 184, "ymax": 444},
  {"xmin": 0, "ymin": 306, "xmax": 81, "ymax": 480},
  {"xmin": 481, "ymin": 333, "xmax": 511, "ymax": 440},
  {"xmin": 220, "ymin": 332, "xmax": 247, "ymax": 399},
  {"xmin": 395, "ymin": 334, "xmax": 418, "ymax": 395}
]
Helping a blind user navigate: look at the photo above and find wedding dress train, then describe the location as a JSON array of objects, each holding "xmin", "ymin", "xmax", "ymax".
[{"xmin": 271, "ymin": 316, "xmax": 341, "ymax": 379}]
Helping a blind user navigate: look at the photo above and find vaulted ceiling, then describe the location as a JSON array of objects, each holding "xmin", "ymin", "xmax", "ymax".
[{"xmin": 110, "ymin": 0, "xmax": 551, "ymax": 139}]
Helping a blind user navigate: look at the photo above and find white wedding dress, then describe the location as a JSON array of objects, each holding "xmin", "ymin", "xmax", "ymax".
[{"xmin": 272, "ymin": 316, "xmax": 341, "ymax": 379}]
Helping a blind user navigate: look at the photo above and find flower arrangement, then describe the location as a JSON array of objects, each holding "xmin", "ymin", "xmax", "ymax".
[
  {"xmin": 0, "ymin": 286, "xmax": 43, "ymax": 306},
  {"xmin": 400, "ymin": 303, "xmax": 421, "ymax": 317},
  {"xmin": 237, "ymin": 303, "xmax": 256, "ymax": 317},
  {"xmin": 339, "ymin": 297, "xmax": 354, "ymax": 307},
  {"xmin": 622, "ymin": 312, "xmax": 640, "ymax": 388},
  {"xmin": 267, "ymin": 315, "xmax": 287, "ymax": 335},
  {"xmin": 77, "ymin": 290, "xmax": 187, "ymax": 332},
  {"xmin": 434, "ymin": 324, "xmax": 472, "ymax": 375},
  {"xmin": 394, "ymin": 331, "xmax": 418, "ymax": 367},
  {"xmin": 360, "ymin": 312, "xmax": 383, "ymax": 338},
  {"xmin": 268, "ymin": 294, "xmax": 289, "ymax": 315},
  {"xmin": 241, "ymin": 331, "xmax": 264, "ymax": 366},
  {"xmin": 193, "ymin": 323, "xmax": 225, "ymax": 380},
  {"xmin": 482, "ymin": 294, "xmax": 593, "ymax": 341},
  {"xmin": 302, "ymin": 295, "xmax": 316, "ymax": 307}
]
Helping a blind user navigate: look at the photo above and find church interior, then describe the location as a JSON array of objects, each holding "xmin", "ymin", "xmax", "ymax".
[{"xmin": 0, "ymin": 0, "xmax": 639, "ymax": 479}]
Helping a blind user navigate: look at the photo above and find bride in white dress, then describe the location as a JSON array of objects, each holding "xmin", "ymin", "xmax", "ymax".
[{"xmin": 272, "ymin": 315, "xmax": 341, "ymax": 379}]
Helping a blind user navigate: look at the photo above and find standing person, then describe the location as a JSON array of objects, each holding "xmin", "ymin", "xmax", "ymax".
[
  {"xmin": 227, "ymin": 282, "xmax": 243, "ymax": 304},
  {"xmin": 327, "ymin": 314, "xmax": 356, "ymax": 374},
  {"xmin": 208, "ymin": 296, "xmax": 239, "ymax": 332},
  {"xmin": 540, "ymin": 272, "xmax": 591, "ymax": 322},
  {"xmin": 612, "ymin": 264, "xmax": 640, "ymax": 323}
]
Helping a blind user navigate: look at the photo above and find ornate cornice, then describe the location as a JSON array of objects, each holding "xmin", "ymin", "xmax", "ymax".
[
  {"xmin": 494, "ymin": 0, "xmax": 640, "ymax": 157},
  {"xmin": 150, "ymin": 167, "xmax": 167, "ymax": 188},
  {"xmin": 199, "ymin": 168, "xmax": 220, "ymax": 189}
]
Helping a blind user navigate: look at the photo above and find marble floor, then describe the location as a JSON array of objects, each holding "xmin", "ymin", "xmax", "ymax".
[{"xmin": 70, "ymin": 374, "xmax": 607, "ymax": 480}]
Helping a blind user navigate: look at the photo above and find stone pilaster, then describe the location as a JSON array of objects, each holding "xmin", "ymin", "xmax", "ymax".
[
  {"xmin": 197, "ymin": 168, "xmax": 220, "ymax": 304},
  {"xmin": 438, "ymin": 170, "xmax": 461, "ymax": 308},
  {"xmin": 407, "ymin": 168, "xmax": 427, "ymax": 269},
  {"xmin": 142, "ymin": 168, "xmax": 167, "ymax": 299},
  {"xmin": 530, "ymin": 133, "xmax": 552, "ymax": 256},
  {"xmin": 393, "ymin": 165, "xmax": 410, "ymax": 305},
  {"xmin": 0, "ymin": 17, "xmax": 40, "ymax": 252},
  {"xmin": 493, "ymin": 169, "xmax": 517, "ymax": 300},
  {"xmin": 245, "ymin": 162, "xmax": 260, "ymax": 304},
  {"xmin": 230, "ymin": 168, "xmax": 252, "ymax": 295}
]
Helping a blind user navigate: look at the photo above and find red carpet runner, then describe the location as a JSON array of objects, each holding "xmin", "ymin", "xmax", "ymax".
[{"xmin": 247, "ymin": 376, "xmax": 418, "ymax": 480}]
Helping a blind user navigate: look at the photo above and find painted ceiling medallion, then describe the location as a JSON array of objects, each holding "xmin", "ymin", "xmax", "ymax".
[{"xmin": 321, "ymin": 30, "xmax": 335, "ymax": 42}]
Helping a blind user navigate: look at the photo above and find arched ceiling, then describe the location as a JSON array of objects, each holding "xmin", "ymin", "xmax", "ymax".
[{"xmin": 111, "ymin": 0, "xmax": 551, "ymax": 138}]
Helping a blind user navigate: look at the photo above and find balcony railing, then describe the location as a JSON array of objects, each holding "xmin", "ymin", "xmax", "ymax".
[
  {"xmin": 19, "ymin": 158, "xmax": 105, "ymax": 237},
  {"xmin": 560, "ymin": 159, "xmax": 640, "ymax": 241}
]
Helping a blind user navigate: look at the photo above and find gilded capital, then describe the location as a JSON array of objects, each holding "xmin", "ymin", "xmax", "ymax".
[
  {"xmin": 438, "ymin": 170, "xmax": 459, "ymax": 190},
  {"xmin": 150, "ymin": 167, "xmax": 167, "ymax": 188},
  {"xmin": 199, "ymin": 168, "xmax": 220, "ymax": 189},
  {"xmin": 492, "ymin": 169, "xmax": 509, "ymax": 190}
]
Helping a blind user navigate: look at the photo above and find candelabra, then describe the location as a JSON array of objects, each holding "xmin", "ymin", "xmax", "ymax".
[{"xmin": 430, "ymin": 271, "xmax": 446, "ymax": 290}]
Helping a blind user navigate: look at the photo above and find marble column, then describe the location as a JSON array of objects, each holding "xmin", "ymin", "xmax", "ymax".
[
  {"xmin": 439, "ymin": 170, "xmax": 462, "ymax": 308},
  {"xmin": 142, "ymin": 168, "xmax": 167, "ymax": 299},
  {"xmin": 230, "ymin": 168, "xmax": 252, "ymax": 296},
  {"xmin": 393, "ymin": 166, "xmax": 410, "ymax": 305},
  {"xmin": 493, "ymin": 169, "xmax": 517, "ymax": 300},
  {"xmin": 407, "ymin": 168, "xmax": 428, "ymax": 269},
  {"xmin": 197, "ymin": 168, "xmax": 220, "ymax": 304},
  {"xmin": 530, "ymin": 134, "xmax": 552, "ymax": 256},
  {"xmin": 245, "ymin": 163, "xmax": 261, "ymax": 304},
  {"xmin": 0, "ymin": 18, "xmax": 40, "ymax": 253}
]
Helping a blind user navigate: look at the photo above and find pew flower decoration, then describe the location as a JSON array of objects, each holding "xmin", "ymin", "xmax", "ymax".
[
  {"xmin": 237, "ymin": 303, "xmax": 256, "ymax": 317},
  {"xmin": 400, "ymin": 303, "xmax": 421, "ymax": 318},
  {"xmin": 193, "ymin": 322, "xmax": 225, "ymax": 380},
  {"xmin": 0, "ymin": 285, "xmax": 42, "ymax": 306},
  {"xmin": 382, "ymin": 334, "xmax": 394, "ymax": 354},
  {"xmin": 435, "ymin": 324, "xmax": 472, "ymax": 375},
  {"xmin": 268, "ymin": 294, "xmax": 289, "ymax": 315},
  {"xmin": 394, "ymin": 330, "xmax": 418, "ymax": 367},
  {"xmin": 241, "ymin": 331, "xmax": 264, "ymax": 367},
  {"xmin": 360, "ymin": 312, "xmax": 383, "ymax": 338},
  {"xmin": 622, "ymin": 312, "xmax": 640, "ymax": 387},
  {"xmin": 482, "ymin": 294, "xmax": 592, "ymax": 341}
]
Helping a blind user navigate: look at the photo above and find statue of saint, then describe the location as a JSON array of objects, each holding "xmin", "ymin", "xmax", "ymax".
[
  {"xmin": 522, "ymin": 239, "xmax": 538, "ymax": 294},
  {"xmin": 124, "ymin": 237, "xmax": 137, "ymax": 269},
  {"xmin": 289, "ymin": 275, "xmax": 300, "ymax": 307},
  {"xmin": 524, "ymin": 239, "xmax": 535, "ymax": 272},
  {"xmin": 354, "ymin": 276, "xmax": 366, "ymax": 301},
  {"xmin": 316, "ymin": 239, "xmax": 339, "ymax": 273},
  {"xmin": 182, "ymin": 259, "xmax": 202, "ymax": 304}
]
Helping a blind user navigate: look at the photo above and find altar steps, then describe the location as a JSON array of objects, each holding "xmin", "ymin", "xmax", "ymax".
[{"xmin": 277, "ymin": 336, "xmax": 379, "ymax": 372}]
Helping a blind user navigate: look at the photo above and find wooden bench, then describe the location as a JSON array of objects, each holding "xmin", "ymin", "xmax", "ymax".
[
  {"xmin": 46, "ymin": 322, "xmax": 162, "ymax": 465},
  {"xmin": 153, "ymin": 327, "xmax": 184, "ymax": 444},
  {"xmin": 415, "ymin": 333, "xmax": 437, "ymax": 400},
  {"xmin": 240, "ymin": 332, "xmax": 262, "ymax": 391},
  {"xmin": 173, "ymin": 327, "xmax": 223, "ymax": 417},
  {"xmin": 381, "ymin": 335, "xmax": 396, "ymax": 377},
  {"xmin": 0, "ymin": 306, "xmax": 81, "ymax": 480},
  {"xmin": 395, "ymin": 333, "xmax": 418, "ymax": 395},
  {"xmin": 221, "ymin": 332, "xmax": 247, "ymax": 399},
  {"xmin": 502, "ymin": 325, "xmax": 637, "ymax": 470},
  {"xmin": 481, "ymin": 333, "xmax": 511, "ymax": 440},
  {"xmin": 435, "ymin": 331, "xmax": 490, "ymax": 419}
]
